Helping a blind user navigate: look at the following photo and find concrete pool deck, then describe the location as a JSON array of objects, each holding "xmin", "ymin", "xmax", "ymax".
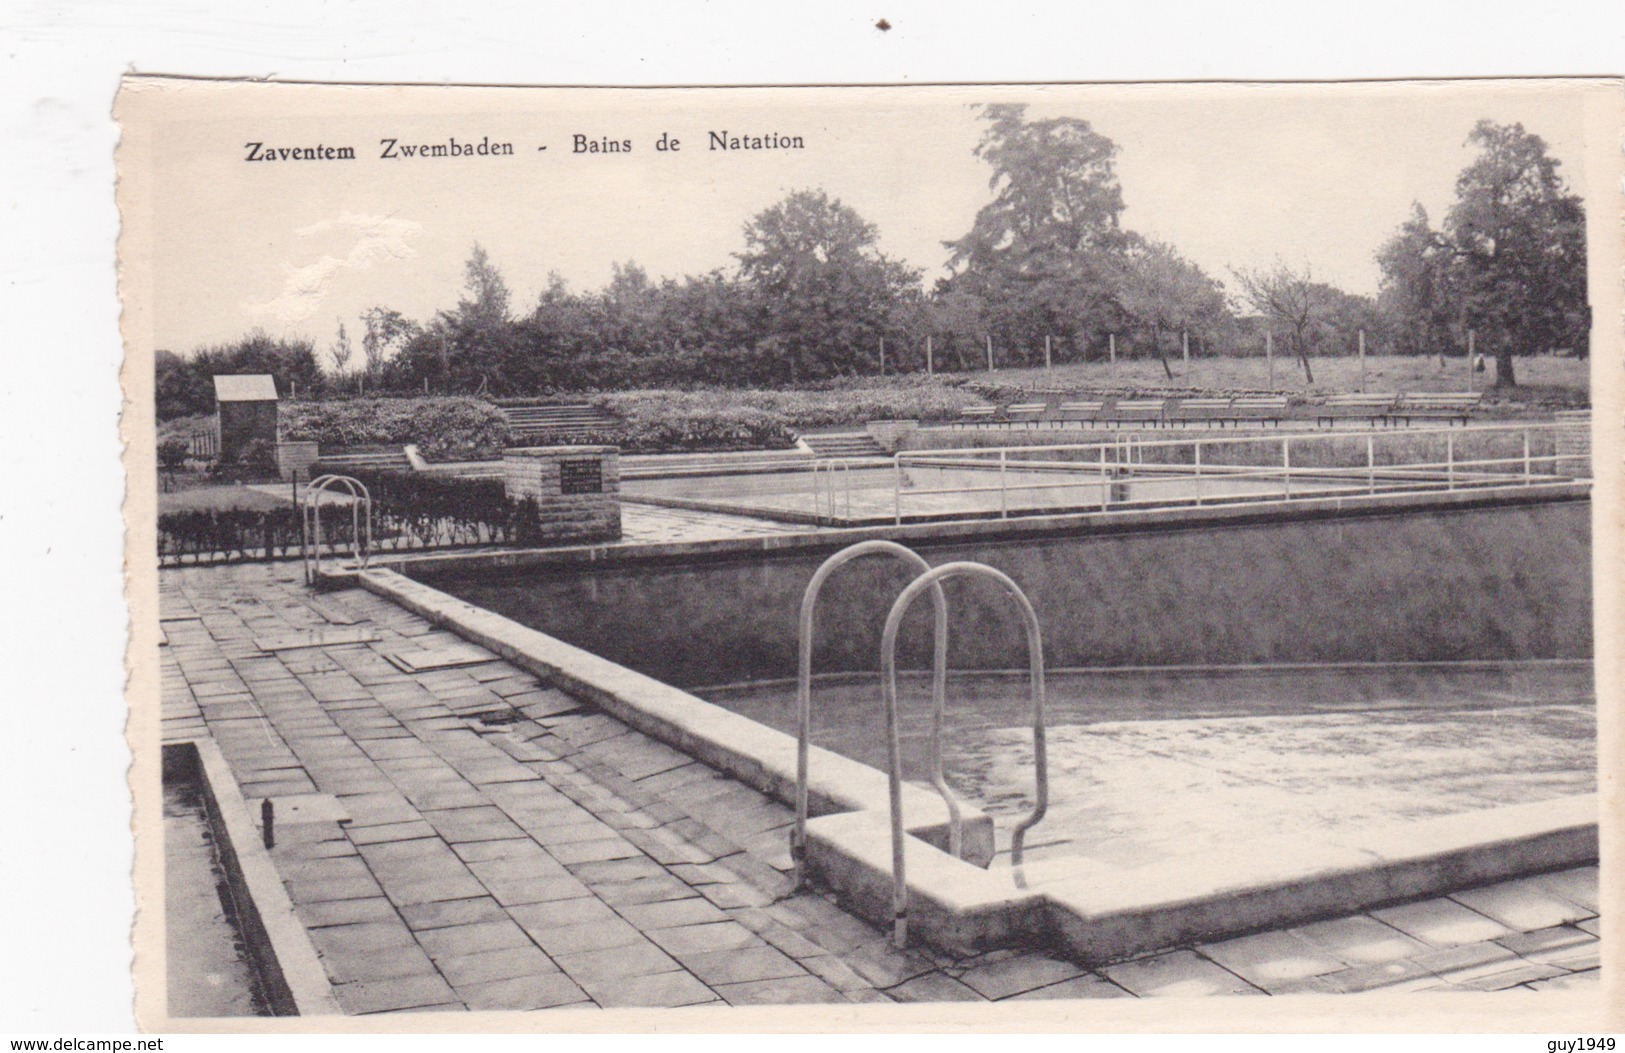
[{"xmin": 159, "ymin": 562, "xmax": 1601, "ymax": 1012}]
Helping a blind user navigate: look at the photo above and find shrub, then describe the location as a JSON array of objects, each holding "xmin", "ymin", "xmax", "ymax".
[
  {"xmin": 595, "ymin": 380, "xmax": 980, "ymax": 434},
  {"xmin": 280, "ymin": 397, "xmax": 510, "ymax": 460},
  {"xmin": 158, "ymin": 437, "xmax": 190, "ymax": 471}
]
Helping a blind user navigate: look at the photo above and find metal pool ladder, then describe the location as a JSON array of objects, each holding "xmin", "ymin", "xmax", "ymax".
[
  {"xmin": 791, "ymin": 542, "xmax": 1050, "ymax": 949},
  {"xmin": 810, "ymin": 458, "xmax": 855, "ymax": 521},
  {"xmin": 792, "ymin": 541, "xmax": 957, "ymax": 889},
  {"xmin": 301, "ymin": 474, "xmax": 373, "ymax": 584}
]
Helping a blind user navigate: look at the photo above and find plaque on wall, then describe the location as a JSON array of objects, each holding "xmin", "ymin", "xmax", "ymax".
[{"xmin": 560, "ymin": 458, "xmax": 604, "ymax": 495}]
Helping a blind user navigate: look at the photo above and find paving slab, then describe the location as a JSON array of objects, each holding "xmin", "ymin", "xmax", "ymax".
[
  {"xmin": 715, "ymin": 975, "xmax": 849, "ymax": 1005},
  {"xmin": 1104, "ymin": 951, "xmax": 1262, "ymax": 998},
  {"xmin": 676, "ymin": 945, "xmax": 806, "ymax": 987},
  {"xmin": 1195, "ymin": 930, "xmax": 1347, "ymax": 988},
  {"xmin": 583, "ymin": 969, "xmax": 720, "ymax": 1009},
  {"xmin": 333, "ymin": 974, "xmax": 462, "ymax": 1015},
  {"xmin": 1449, "ymin": 877, "xmax": 1595, "ymax": 931},
  {"xmin": 956, "ymin": 955, "xmax": 1090, "ymax": 1000},
  {"xmin": 1372, "ymin": 897, "xmax": 1517, "ymax": 947},
  {"xmin": 1008, "ymin": 975, "xmax": 1135, "ymax": 1000},
  {"xmin": 459, "ymin": 973, "xmax": 593, "ymax": 1011}
]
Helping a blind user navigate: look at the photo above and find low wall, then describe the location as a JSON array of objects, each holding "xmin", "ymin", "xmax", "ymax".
[{"xmin": 427, "ymin": 494, "xmax": 1592, "ymax": 689}]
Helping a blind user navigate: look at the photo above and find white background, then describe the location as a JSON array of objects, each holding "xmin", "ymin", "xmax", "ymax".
[{"xmin": 3, "ymin": 0, "xmax": 1622, "ymax": 1040}]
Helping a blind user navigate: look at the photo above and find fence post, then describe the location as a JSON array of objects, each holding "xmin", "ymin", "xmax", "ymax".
[
  {"xmin": 1045, "ymin": 335, "xmax": 1052, "ymax": 376},
  {"xmin": 1182, "ymin": 330, "xmax": 1190, "ymax": 378},
  {"xmin": 987, "ymin": 335, "xmax": 994, "ymax": 373},
  {"xmin": 894, "ymin": 458, "xmax": 903, "ymax": 525},
  {"xmin": 1108, "ymin": 332, "xmax": 1116, "ymax": 364},
  {"xmin": 1099, "ymin": 443, "xmax": 1109, "ymax": 511},
  {"xmin": 926, "ymin": 335, "xmax": 933, "ymax": 377},
  {"xmin": 1358, "ymin": 329, "xmax": 1366, "ymax": 393},
  {"xmin": 1193, "ymin": 440, "xmax": 1203, "ymax": 506},
  {"xmin": 999, "ymin": 448, "xmax": 1008, "ymax": 519}
]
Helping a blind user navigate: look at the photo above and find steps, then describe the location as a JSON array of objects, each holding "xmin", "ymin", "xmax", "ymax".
[
  {"xmin": 314, "ymin": 449, "xmax": 411, "ymax": 473},
  {"xmin": 800, "ymin": 432, "xmax": 886, "ymax": 459},
  {"xmin": 500, "ymin": 403, "xmax": 622, "ymax": 441}
]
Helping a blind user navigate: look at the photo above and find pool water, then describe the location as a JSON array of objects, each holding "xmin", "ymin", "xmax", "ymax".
[
  {"xmin": 164, "ymin": 780, "xmax": 273, "ymax": 1017},
  {"xmin": 700, "ymin": 665, "xmax": 1596, "ymax": 867}
]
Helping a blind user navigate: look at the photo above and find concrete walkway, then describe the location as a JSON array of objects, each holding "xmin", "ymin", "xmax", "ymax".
[{"xmin": 160, "ymin": 562, "xmax": 1600, "ymax": 1013}]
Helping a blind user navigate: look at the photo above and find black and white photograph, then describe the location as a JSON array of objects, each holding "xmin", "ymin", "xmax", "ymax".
[{"xmin": 114, "ymin": 75, "xmax": 1620, "ymax": 1029}]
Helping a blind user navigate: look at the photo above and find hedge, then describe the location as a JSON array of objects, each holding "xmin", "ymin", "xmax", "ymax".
[
  {"xmin": 280, "ymin": 397, "xmax": 510, "ymax": 461},
  {"xmin": 156, "ymin": 469, "xmax": 547, "ymax": 565}
]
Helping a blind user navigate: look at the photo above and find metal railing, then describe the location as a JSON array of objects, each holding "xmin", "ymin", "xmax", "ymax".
[
  {"xmin": 301, "ymin": 474, "xmax": 373, "ymax": 584},
  {"xmin": 810, "ymin": 457, "xmax": 856, "ymax": 521},
  {"xmin": 792, "ymin": 543, "xmax": 1052, "ymax": 949},
  {"xmin": 879, "ymin": 562, "xmax": 1048, "ymax": 948},
  {"xmin": 892, "ymin": 421, "xmax": 1587, "ymax": 525},
  {"xmin": 792, "ymin": 542, "xmax": 958, "ymax": 892}
]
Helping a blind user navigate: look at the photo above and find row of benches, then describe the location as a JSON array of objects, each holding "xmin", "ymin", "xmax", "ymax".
[{"xmin": 957, "ymin": 392, "xmax": 1482, "ymax": 428}]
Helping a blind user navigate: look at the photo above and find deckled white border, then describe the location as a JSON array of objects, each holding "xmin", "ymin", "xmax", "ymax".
[{"xmin": 6, "ymin": 1, "xmax": 1624, "ymax": 1036}]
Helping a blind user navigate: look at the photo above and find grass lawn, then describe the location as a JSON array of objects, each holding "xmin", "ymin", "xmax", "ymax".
[
  {"xmin": 158, "ymin": 482, "xmax": 290, "ymax": 514},
  {"xmin": 950, "ymin": 354, "xmax": 1589, "ymax": 403}
]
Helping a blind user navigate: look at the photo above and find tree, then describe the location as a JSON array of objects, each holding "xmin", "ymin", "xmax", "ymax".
[
  {"xmin": 457, "ymin": 243, "xmax": 511, "ymax": 326},
  {"xmin": 191, "ymin": 329, "xmax": 324, "ymax": 399},
  {"xmin": 155, "ymin": 349, "xmax": 214, "ymax": 419},
  {"xmin": 1114, "ymin": 239, "xmax": 1230, "ymax": 379},
  {"xmin": 328, "ymin": 321, "xmax": 354, "ymax": 377},
  {"xmin": 1376, "ymin": 204, "xmax": 1458, "ymax": 357},
  {"xmin": 361, "ymin": 307, "xmax": 416, "ymax": 375},
  {"xmin": 736, "ymin": 188, "xmax": 920, "ymax": 381},
  {"xmin": 943, "ymin": 104, "xmax": 1130, "ymax": 355},
  {"xmin": 1377, "ymin": 122, "xmax": 1587, "ymax": 387},
  {"xmin": 1231, "ymin": 261, "xmax": 1330, "ymax": 383},
  {"xmin": 1441, "ymin": 121, "xmax": 1587, "ymax": 386}
]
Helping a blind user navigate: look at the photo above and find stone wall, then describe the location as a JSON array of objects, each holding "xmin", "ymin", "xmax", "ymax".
[
  {"xmin": 865, "ymin": 419, "xmax": 919, "ymax": 453},
  {"xmin": 502, "ymin": 445, "xmax": 622, "ymax": 544}
]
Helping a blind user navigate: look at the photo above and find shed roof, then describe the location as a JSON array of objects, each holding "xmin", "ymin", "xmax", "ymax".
[{"xmin": 213, "ymin": 374, "xmax": 279, "ymax": 402}]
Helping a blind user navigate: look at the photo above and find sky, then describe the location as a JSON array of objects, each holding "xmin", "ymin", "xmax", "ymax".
[{"xmin": 128, "ymin": 79, "xmax": 1597, "ymax": 358}]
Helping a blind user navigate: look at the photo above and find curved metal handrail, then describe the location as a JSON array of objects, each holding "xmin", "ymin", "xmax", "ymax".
[
  {"xmin": 810, "ymin": 457, "xmax": 854, "ymax": 521},
  {"xmin": 879, "ymin": 561, "xmax": 1049, "ymax": 948},
  {"xmin": 792, "ymin": 541, "xmax": 958, "ymax": 891},
  {"xmin": 301, "ymin": 474, "xmax": 373, "ymax": 584}
]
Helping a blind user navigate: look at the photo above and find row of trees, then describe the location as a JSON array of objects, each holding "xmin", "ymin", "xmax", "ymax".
[{"xmin": 159, "ymin": 109, "xmax": 1587, "ymax": 417}]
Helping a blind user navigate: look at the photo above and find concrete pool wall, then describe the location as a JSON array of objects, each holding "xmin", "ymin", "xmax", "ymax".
[{"xmin": 413, "ymin": 493, "xmax": 1591, "ymax": 689}]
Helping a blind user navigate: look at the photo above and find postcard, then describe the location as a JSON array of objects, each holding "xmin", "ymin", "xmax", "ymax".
[{"xmin": 118, "ymin": 76, "xmax": 1623, "ymax": 1031}]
